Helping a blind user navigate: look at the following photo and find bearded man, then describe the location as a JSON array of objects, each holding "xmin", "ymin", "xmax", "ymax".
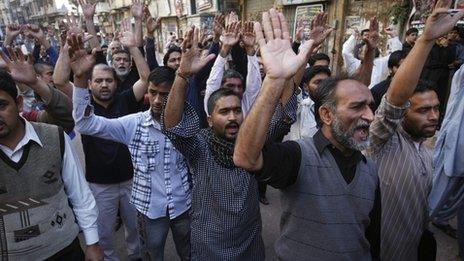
[{"xmin": 233, "ymin": 9, "xmax": 381, "ymax": 261}]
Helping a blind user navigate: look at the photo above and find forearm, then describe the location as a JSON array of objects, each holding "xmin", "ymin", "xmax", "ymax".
[
  {"xmin": 85, "ymin": 18, "xmax": 101, "ymax": 50},
  {"xmin": 355, "ymin": 47, "xmax": 375, "ymax": 87},
  {"xmin": 234, "ymin": 77, "xmax": 286, "ymax": 169},
  {"xmin": 134, "ymin": 19, "xmax": 143, "ymax": 47},
  {"xmin": 387, "ymin": 37, "xmax": 434, "ymax": 106},
  {"xmin": 129, "ymin": 46, "xmax": 149, "ymax": 81},
  {"xmin": 53, "ymin": 50, "xmax": 73, "ymax": 98},
  {"xmin": 29, "ymin": 79, "xmax": 53, "ymax": 103},
  {"xmin": 145, "ymin": 37, "xmax": 159, "ymax": 70},
  {"xmin": 164, "ymin": 74, "xmax": 189, "ymax": 128},
  {"xmin": 204, "ymin": 55, "xmax": 227, "ymax": 113},
  {"xmin": 38, "ymin": 86, "xmax": 74, "ymax": 133}
]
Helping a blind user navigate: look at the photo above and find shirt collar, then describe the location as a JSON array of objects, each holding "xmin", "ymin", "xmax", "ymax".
[
  {"xmin": 313, "ymin": 129, "xmax": 366, "ymax": 162},
  {"xmin": 1, "ymin": 119, "xmax": 44, "ymax": 153},
  {"xmin": 141, "ymin": 109, "xmax": 161, "ymax": 130}
]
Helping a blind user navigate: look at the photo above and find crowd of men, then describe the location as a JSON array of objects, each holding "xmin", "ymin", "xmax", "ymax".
[{"xmin": 2, "ymin": 0, "xmax": 464, "ymax": 260}]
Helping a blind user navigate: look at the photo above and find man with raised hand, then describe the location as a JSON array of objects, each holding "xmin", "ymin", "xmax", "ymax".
[
  {"xmin": 162, "ymin": 20, "xmax": 298, "ymax": 258},
  {"xmin": 0, "ymin": 47, "xmax": 102, "ymax": 260},
  {"xmin": 234, "ymin": 8, "xmax": 381, "ymax": 260},
  {"xmin": 366, "ymin": 1, "xmax": 464, "ymax": 259}
]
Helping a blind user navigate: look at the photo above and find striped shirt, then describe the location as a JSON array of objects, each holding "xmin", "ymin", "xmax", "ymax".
[{"xmin": 367, "ymin": 97, "xmax": 432, "ymax": 260}]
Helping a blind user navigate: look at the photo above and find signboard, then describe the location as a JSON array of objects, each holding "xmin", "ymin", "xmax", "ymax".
[
  {"xmin": 293, "ymin": 4, "xmax": 324, "ymax": 39},
  {"xmin": 282, "ymin": 0, "xmax": 326, "ymax": 5},
  {"xmin": 197, "ymin": 0, "xmax": 213, "ymax": 11}
]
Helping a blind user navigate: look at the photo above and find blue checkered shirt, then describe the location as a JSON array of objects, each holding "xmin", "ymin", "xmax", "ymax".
[{"xmin": 73, "ymin": 87, "xmax": 191, "ymax": 219}]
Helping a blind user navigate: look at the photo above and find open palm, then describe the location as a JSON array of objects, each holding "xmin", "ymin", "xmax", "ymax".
[
  {"xmin": 220, "ymin": 22, "xmax": 241, "ymax": 46},
  {"xmin": 309, "ymin": 12, "xmax": 333, "ymax": 47},
  {"xmin": 0, "ymin": 48, "xmax": 37, "ymax": 86},
  {"xmin": 79, "ymin": 0, "xmax": 96, "ymax": 20},
  {"xmin": 120, "ymin": 31, "xmax": 136, "ymax": 48},
  {"xmin": 255, "ymin": 10, "xmax": 313, "ymax": 80},
  {"xmin": 422, "ymin": 0, "xmax": 464, "ymax": 41},
  {"xmin": 70, "ymin": 49, "xmax": 95, "ymax": 77},
  {"xmin": 260, "ymin": 38, "xmax": 306, "ymax": 79},
  {"xmin": 178, "ymin": 27, "xmax": 216, "ymax": 76}
]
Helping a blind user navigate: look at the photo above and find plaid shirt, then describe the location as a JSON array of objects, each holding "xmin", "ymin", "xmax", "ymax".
[{"xmin": 73, "ymin": 87, "xmax": 191, "ymax": 219}]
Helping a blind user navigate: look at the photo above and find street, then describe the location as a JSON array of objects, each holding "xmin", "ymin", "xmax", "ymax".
[{"xmin": 80, "ymin": 186, "xmax": 460, "ymax": 260}]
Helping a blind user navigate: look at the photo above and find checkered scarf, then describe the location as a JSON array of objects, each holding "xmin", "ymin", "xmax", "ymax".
[{"xmin": 200, "ymin": 128, "xmax": 236, "ymax": 169}]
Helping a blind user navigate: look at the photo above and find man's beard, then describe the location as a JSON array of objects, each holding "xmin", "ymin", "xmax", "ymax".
[
  {"xmin": 115, "ymin": 68, "xmax": 130, "ymax": 77},
  {"xmin": 331, "ymin": 116, "xmax": 370, "ymax": 151}
]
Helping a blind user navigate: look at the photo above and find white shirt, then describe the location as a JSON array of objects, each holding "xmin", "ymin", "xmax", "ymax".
[
  {"xmin": 342, "ymin": 34, "xmax": 402, "ymax": 88},
  {"xmin": 0, "ymin": 120, "xmax": 99, "ymax": 245},
  {"xmin": 204, "ymin": 54, "xmax": 262, "ymax": 116},
  {"xmin": 283, "ymin": 92, "xmax": 318, "ymax": 141}
]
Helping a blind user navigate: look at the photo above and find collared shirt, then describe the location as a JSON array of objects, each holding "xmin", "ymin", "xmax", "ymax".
[
  {"xmin": 367, "ymin": 96, "xmax": 433, "ymax": 261},
  {"xmin": 204, "ymin": 54, "xmax": 262, "ymax": 116},
  {"xmin": 0, "ymin": 120, "xmax": 99, "ymax": 245},
  {"xmin": 73, "ymin": 87, "xmax": 190, "ymax": 219}
]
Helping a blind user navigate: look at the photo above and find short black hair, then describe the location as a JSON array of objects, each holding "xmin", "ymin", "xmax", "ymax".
[
  {"xmin": 207, "ymin": 88, "xmax": 240, "ymax": 115},
  {"xmin": 221, "ymin": 69, "xmax": 244, "ymax": 86},
  {"xmin": 91, "ymin": 63, "xmax": 118, "ymax": 81},
  {"xmin": 301, "ymin": 65, "xmax": 331, "ymax": 85},
  {"xmin": 405, "ymin": 27, "xmax": 419, "ymax": 36},
  {"xmin": 148, "ymin": 66, "xmax": 176, "ymax": 86},
  {"xmin": 388, "ymin": 50, "xmax": 405, "ymax": 69},
  {"xmin": 308, "ymin": 53, "xmax": 330, "ymax": 66},
  {"xmin": 361, "ymin": 29, "xmax": 370, "ymax": 35},
  {"xmin": 33, "ymin": 63, "xmax": 53, "ymax": 75},
  {"xmin": 0, "ymin": 70, "xmax": 18, "ymax": 100},
  {"xmin": 313, "ymin": 75, "xmax": 356, "ymax": 127},
  {"xmin": 163, "ymin": 46, "xmax": 182, "ymax": 66},
  {"xmin": 414, "ymin": 79, "xmax": 436, "ymax": 95}
]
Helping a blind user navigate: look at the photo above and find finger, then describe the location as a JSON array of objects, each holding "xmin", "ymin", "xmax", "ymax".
[
  {"xmin": 279, "ymin": 12, "xmax": 290, "ymax": 40},
  {"xmin": 0, "ymin": 51, "xmax": 11, "ymax": 68},
  {"xmin": 254, "ymin": 22, "xmax": 266, "ymax": 47},
  {"xmin": 202, "ymin": 53, "xmax": 216, "ymax": 65},
  {"xmin": 78, "ymin": 34, "xmax": 84, "ymax": 49},
  {"xmin": 262, "ymin": 11, "xmax": 274, "ymax": 41},
  {"xmin": 234, "ymin": 21, "xmax": 241, "ymax": 36},
  {"xmin": 7, "ymin": 47, "xmax": 17, "ymax": 62},
  {"xmin": 192, "ymin": 26, "xmax": 199, "ymax": 49},
  {"xmin": 269, "ymin": 9, "xmax": 282, "ymax": 39},
  {"xmin": 15, "ymin": 48, "xmax": 25, "ymax": 63}
]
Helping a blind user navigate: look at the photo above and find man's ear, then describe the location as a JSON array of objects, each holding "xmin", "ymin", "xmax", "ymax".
[
  {"xmin": 15, "ymin": 95, "xmax": 23, "ymax": 113},
  {"xmin": 207, "ymin": 115, "xmax": 213, "ymax": 128},
  {"xmin": 319, "ymin": 105, "xmax": 334, "ymax": 126}
]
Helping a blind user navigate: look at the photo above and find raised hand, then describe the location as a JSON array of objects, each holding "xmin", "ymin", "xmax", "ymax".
[
  {"xmin": 119, "ymin": 18, "xmax": 136, "ymax": 48},
  {"xmin": 0, "ymin": 47, "xmax": 37, "ymax": 86},
  {"xmin": 294, "ymin": 21, "xmax": 304, "ymax": 43},
  {"xmin": 220, "ymin": 21, "xmax": 241, "ymax": 46},
  {"xmin": 241, "ymin": 21, "xmax": 256, "ymax": 55},
  {"xmin": 79, "ymin": 0, "xmax": 96, "ymax": 21},
  {"xmin": 364, "ymin": 17, "xmax": 379, "ymax": 49},
  {"xmin": 144, "ymin": 5, "xmax": 161, "ymax": 36},
  {"xmin": 309, "ymin": 12, "xmax": 333, "ymax": 47},
  {"xmin": 227, "ymin": 11, "xmax": 239, "ymax": 26},
  {"xmin": 24, "ymin": 24, "xmax": 45, "ymax": 40},
  {"xmin": 131, "ymin": 0, "xmax": 143, "ymax": 20},
  {"xmin": 178, "ymin": 27, "xmax": 216, "ymax": 77},
  {"xmin": 213, "ymin": 13, "xmax": 225, "ymax": 42},
  {"xmin": 66, "ymin": 13, "xmax": 83, "ymax": 35},
  {"xmin": 68, "ymin": 34, "xmax": 96, "ymax": 78},
  {"xmin": 255, "ymin": 8, "xmax": 313, "ymax": 79},
  {"xmin": 421, "ymin": 0, "xmax": 464, "ymax": 41},
  {"xmin": 5, "ymin": 24, "xmax": 22, "ymax": 46}
]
